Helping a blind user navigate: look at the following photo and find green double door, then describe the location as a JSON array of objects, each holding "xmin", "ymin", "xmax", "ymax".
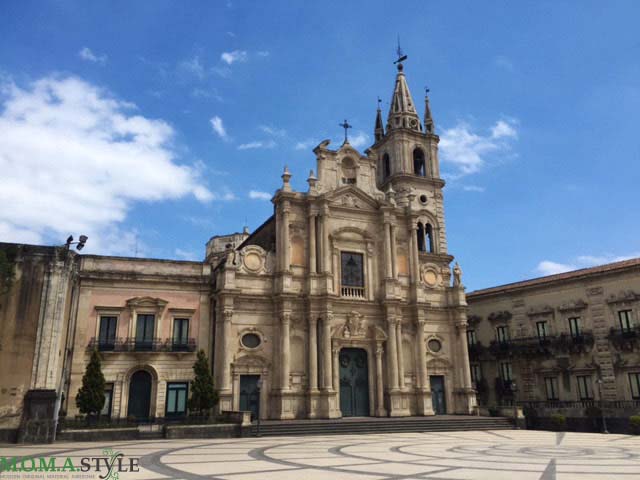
[{"xmin": 339, "ymin": 348, "xmax": 370, "ymax": 417}]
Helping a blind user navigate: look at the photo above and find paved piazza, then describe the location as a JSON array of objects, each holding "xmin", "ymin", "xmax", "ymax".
[{"xmin": 3, "ymin": 430, "xmax": 640, "ymax": 479}]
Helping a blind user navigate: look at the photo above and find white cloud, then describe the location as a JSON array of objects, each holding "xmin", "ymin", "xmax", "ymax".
[
  {"xmin": 295, "ymin": 138, "xmax": 320, "ymax": 151},
  {"xmin": 0, "ymin": 75, "xmax": 214, "ymax": 254},
  {"xmin": 349, "ymin": 131, "xmax": 370, "ymax": 149},
  {"xmin": 462, "ymin": 185, "xmax": 485, "ymax": 193},
  {"xmin": 237, "ymin": 140, "xmax": 276, "ymax": 150},
  {"xmin": 249, "ymin": 190, "xmax": 272, "ymax": 200},
  {"xmin": 257, "ymin": 51, "xmax": 270, "ymax": 57},
  {"xmin": 78, "ymin": 47, "xmax": 107, "ymax": 65},
  {"xmin": 494, "ymin": 55, "xmax": 514, "ymax": 72},
  {"xmin": 175, "ymin": 248, "xmax": 200, "ymax": 261},
  {"xmin": 178, "ymin": 55, "xmax": 206, "ymax": 80},
  {"xmin": 535, "ymin": 252, "xmax": 640, "ymax": 276},
  {"xmin": 210, "ymin": 115, "xmax": 228, "ymax": 139},
  {"xmin": 259, "ymin": 125, "xmax": 286, "ymax": 137},
  {"xmin": 439, "ymin": 119, "xmax": 518, "ymax": 178},
  {"xmin": 220, "ymin": 50, "xmax": 247, "ymax": 65}
]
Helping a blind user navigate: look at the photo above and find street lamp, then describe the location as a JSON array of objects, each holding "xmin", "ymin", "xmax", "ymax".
[
  {"xmin": 63, "ymin": 235, "xmax": 88, "ymax": 251},
  {"xmin": 255, "ymin": 378, "xmax": 262, "ymax": 437},
  {"xmin": 510, "ymin": 381, "xmax": 519, "ymax": 429},
  {"xmin": 596, "ymin": 377, "xmax": 609, "ymax": 434}
]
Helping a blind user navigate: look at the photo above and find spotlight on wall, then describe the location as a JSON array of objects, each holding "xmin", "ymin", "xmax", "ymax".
[{"xmin": 63, "ymin": 235, "xmax": 89, "ymax": 251}]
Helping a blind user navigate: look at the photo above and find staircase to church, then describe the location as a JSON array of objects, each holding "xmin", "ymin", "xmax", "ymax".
[{"xmin": 249, "ymin": 415, "xmax": 514, "ymax": 437}]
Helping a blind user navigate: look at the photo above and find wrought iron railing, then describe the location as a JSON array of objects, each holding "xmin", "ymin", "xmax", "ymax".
[{"xmin": 87, "ymin": 337, "xmax": 197, "ymax": 353}]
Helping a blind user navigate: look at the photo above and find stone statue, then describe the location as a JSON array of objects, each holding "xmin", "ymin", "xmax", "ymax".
[{"xmin": 453, "ymin": 262, "xmax": 463, "ymax": 287}]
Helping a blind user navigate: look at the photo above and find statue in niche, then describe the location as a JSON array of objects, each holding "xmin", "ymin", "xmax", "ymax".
[{"xmin": 453, "ymin": 262, "xmax": 463, "ymax": 287}]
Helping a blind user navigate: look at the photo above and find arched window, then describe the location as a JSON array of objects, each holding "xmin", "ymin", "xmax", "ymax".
[
  {"xmin": 417, "ymin": 223, "xmax": 426, "ymax": 252},
  {"xmin": 413, "ymin": 149, "xmax": 426, "ymax": 177},
  {"xmin": 341, "ymin": 157, "xmax": 357, "ymax": 185},
  {"xmin": 425, "ymin": 223, "xmax": 435, "ymax": 253},
  {"xmin": 382, "ymin": 153, "xmax": 390, "ymax": 179}
]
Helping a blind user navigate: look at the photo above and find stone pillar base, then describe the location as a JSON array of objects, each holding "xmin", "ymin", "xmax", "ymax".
[
  {"xmin": 415, "ymin": 389, "xmax": 435, "ymax": 416},
  {"xmin": 272, "ymin": 390, "xmax": 296, "ymax": 420},
  {"xmin": 453, "ymin": 388, "xmax": 477, "ymax": 414},
  {"xmin": 387, "ymin": 390, "xmax": 411, "ymax": 417},
  {"xmin": 217, "ymin": 391, "xmax": 233, "ymax": 414},
  {"xmin": 18, "ymin": 389, "xmax": 58, "ymax": 444},
  {"xmin": 307, "ymin": 390, "xmax": 322, "ymax": 419},
  {"xmin": 318, "ymin": 390, "xmax": 341, "ymax": 419}
]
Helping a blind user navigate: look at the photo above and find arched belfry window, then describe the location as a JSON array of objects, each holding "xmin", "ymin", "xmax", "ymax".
[
  {"xmin": 341, "ymin": 157, "xmax": 357, "ymax": 185},
  {"xmin": 382, "ymin": 153, "xmax": 391, "ymax": 179},
  {"xmin": 413, "ymin": 149, "xmax": 426, "ymax": 177},
  {"xmin": 425, "ymin": 223, "xmax": 435, "ymax": 253},
  {"xmin": 417, "ymin": 223, "xmax": 426, "ymax": 252}
]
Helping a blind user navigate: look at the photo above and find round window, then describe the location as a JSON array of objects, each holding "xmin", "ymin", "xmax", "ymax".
[
  {"xmin": 419, "ymin": 194, "xmax": 428, "ymax": 204},
  {"xmin": 241, "ymin": 333, "xmax": 261, "ymax": 349},
  {"xmin": 428, "ymin": 338, "xmax": 442, "ymax": 353}
]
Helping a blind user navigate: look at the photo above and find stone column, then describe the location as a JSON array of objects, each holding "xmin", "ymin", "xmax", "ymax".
[
  {"xmin": 387, "ymin": 317, "xmax": 399, "ymax": 390},
  {"xmin": 322, "ymin": 314, "xmax": 333, "ymax": 390},
  {"xmin": 375, "ymin": 346, "xmax": 386, "ymax": 416},
  {"xmin": 384, "ymin": 222, "xmax": 393, "ymax": 279},
  {"xmin": 282, "ymin": 202, "xmax": 291, "ymax": 272},
  {"xmin": 416, "ymin": 318, "xmax": 428, "ymax": 389},
  {"xmin": 309, "ymin": 214, "xmax": 317, "ymax": 273},
  {"xmin": 322, "ymin": 207, "xmax": 331, "ymax": 273},
  {"xmin": 281, "ymin": 313, "xmax": 291, "ymax": 390},
  {"xmin": 332, "ymin": 347, "xmax": 340, "ymax": 391},
  {"xmin": 409, "ymin": 223, "xmax": 420, "ymax": 284},
  {"xmin": 221, "ymin": 309, "xmax": 233, "ymax": 391},
  {"xmin": 317, "ymin": 214, "xmax": 324, "ymax": 273},
  {"xmin": 396, "ymin": 322, "xmax": 405, "ymax": 389},
  {"xmin": 308, "ymin": 317, "xmax": 318, "ymax": 391},
  {"xmin": 390, "ymin": 224, "xmax": 398, "ymax": 279},
  {"xmin": 458, "ymin": 322, "xmax": 473, "ymax": 390}
]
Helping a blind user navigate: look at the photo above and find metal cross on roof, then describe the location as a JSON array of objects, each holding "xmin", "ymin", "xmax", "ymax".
[{"xmin": 339, "ymin": 119, "xmax": 352, "ymax": 143}]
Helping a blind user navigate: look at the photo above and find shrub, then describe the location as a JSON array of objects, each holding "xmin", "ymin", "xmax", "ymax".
[
  {"xmin": 550, "ymin": 413, "xmax": 566, "ymax": 431},
  {"xmin": 75, "ymin": 349, "xmax": 106, "ymax": 416},
  {"xmin": 630, "ymin": 415, "xmax": 640, "ymax": 435},
  {"xmin": 188, "ymin": 349, "xmax": 219, "ymax": 416}
]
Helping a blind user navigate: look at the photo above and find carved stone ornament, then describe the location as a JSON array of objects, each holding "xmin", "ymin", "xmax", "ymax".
[
  {"xmin": 341, "ymin": 311, "xmax": 366, "ymax": 338},
  {"xmin": 467, "ymin": 315, "xmax": 482, "ymax": 326},
  {"xmin": 341, "ymin": 194, "xmax": 360, "ymax": 208},
  {"xmin": 558, "ymin": 299, "xmax": 588, "ymax": 312},
  {"xmin": 239, "ymin": 245, "xmax": 267, "ymax": 274},
  {"xmin": 606, "ymin": 290, "xmax": 640, "ymax": 305},
  {"xmin": 420, "ymin": 264, "xmax": 440, "ymax": 288},
  {"xmin": 526, "ymin": 305, "xmax": 554, "ymax": 317},
  {"xmin": 488, "ymin": 310, "xmax": 512, "ymax": 324}
]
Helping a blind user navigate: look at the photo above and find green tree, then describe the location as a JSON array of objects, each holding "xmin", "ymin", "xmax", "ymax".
[
  {"xmin": 76, "ymin": 349, "xmax": 106, "ymax": 416},
  {"xmin": 188, "ymin": 349, "xmax": 219, "ymax": 416}
]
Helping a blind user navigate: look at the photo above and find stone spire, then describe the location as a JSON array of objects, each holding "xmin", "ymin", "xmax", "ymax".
[
  {"xmin": 386, "ymin": 63, "xmax": 422, "ymax": 133},
  {"xmin": 374, "ymin": 98, "xmax": 384, "ymax": 142},
  {"xmin": 424, "ymin": 89, "xmax": 434, "ymax": 134}
]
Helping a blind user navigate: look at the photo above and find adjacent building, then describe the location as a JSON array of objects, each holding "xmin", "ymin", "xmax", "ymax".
[{"xmin": 467, "ymin": 258, "xmax": 640, "ymax": 413}]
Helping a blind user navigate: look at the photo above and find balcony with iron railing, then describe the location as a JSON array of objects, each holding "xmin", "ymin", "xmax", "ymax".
[
  {"xmin": 467, "ymin": 341, "xmax": 486, "ymax": 360},
  {"xmin": 340, "ymin": 285, "xmax": 366, "ymax": 299},
  {"xmin": 489, "ymin": 336, "xmax": 557, "ymax": 358},
  {"xmin": 88, "ymin": 337, "xmax": 197, "ymax": 353},
  {"xmin": 608, "ymin": 326, "xmax": 640, "ymax": 352}
]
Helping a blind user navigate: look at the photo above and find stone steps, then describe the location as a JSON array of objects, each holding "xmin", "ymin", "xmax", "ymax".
[{"xmin": 249, "ymin": 416, "xmax": 514, "ymax": 437}]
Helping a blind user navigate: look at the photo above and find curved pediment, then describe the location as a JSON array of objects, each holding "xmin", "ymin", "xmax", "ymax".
[{"xmin": 126, "ymin": 296, "xmax": 168, "ymax": 310}]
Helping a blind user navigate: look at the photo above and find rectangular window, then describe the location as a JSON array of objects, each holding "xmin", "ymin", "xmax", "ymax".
[
  {"xmin": 340, "ymin": 251, "xmax": 365, "ymax": 298},
  {"xmin": 568, "ymin": 317, "xmax": 581, "ymax": 338},
  {"xmin": 496, "ymin": 326, "xmax": 509, "ymax": 343},
  {"xmin": 172, "ymin": 318, "xmax": 190, "ymax": 351},
  {"xmin": 629, "ymin": 373, "xmax": 640, "ymax": 399},
  {"xmin": 135, "ymin": 314, "xmax": 155, "ymax": 351},
  {"xmin": 101, "ymin": 383, "xmax": 113, "ymax": 418},
  {"xmin": 500, "ymin": 362, "xmax": 512, "ymax": 381},
  {"xmin": 98, "ymin": 316, "xmax": 117, "ymax": 350},
  {"xmin": 619, "ymin": 310, "xmax": 633, "ymax": 333},
  {"xmin": 536, "ymin": 321, "xmax": 548, "ymax": 340},
  {"xmin": 467, "ymin": 329, "xmax": 477, "ymax": 346},
  {"xmin": 545, "ymin": 377, "xmax": 559, "ymax": 400},
  {"xmin": 165, "ymin": 382, "xmax": 188, "ymax": 417},
  {"xmin": 577, "ymin": 375, "xmax": 593, "ymax": 400},
  {"xmin": 470, "ymin": 364, "xmax": 482, "ymax": 384}
]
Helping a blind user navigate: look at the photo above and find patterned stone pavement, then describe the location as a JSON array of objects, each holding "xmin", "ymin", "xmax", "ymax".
[{"xmin": 2, "ymin": 430, "xmax": 640, "ymax": 479}]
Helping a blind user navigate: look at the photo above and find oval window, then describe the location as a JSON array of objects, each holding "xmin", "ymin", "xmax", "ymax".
[
  {"xmin": 241, "ymin": 333, "xmax": 261, "ymax": 349},
  {"xmin": 428, "ymin": 339, "xmax": 442, "ymax": 353}
]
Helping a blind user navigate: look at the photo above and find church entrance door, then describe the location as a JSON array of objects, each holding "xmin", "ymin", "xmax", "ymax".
[
  {"xmin": 430, "ymin": 375, "xmax": 446, "ymax": 414},
  {"xmin": 339, "ymin": 348, "xmax": 370, "ymax": 417},
  {"xmin": 127, "ymin": 370, "xmax": 152, "ymax": 420},
  {"xmin": 239, "ymin": 375, "xmax": 260, "ymax": 420}
]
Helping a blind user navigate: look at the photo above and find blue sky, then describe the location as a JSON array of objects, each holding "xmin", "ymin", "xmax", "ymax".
[{"xmin": 1, "ymin": 0, "xmax": 639, "ymax": 290}]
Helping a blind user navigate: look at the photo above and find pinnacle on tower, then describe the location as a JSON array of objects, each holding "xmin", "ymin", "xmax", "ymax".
[
  {"xmin": 424, "ymin": 88, "xmax": 435, "ymax": 134},
  {"xmin": 386, "ymin": 62, "xmax": 422, "ymax": 133},
  {"xmin": 374, "ymin": 97, "xmax": 384, "ymax": 142}
]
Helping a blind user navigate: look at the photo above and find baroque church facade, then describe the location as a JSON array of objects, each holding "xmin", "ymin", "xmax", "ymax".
[{"xmin": 0, "ymin": 61, "xmax": 475, "ymax": 440}]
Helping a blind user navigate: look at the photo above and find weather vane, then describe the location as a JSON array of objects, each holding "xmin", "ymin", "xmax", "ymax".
[
  {"xmin": 425, "ymin": 86, "xmax": 430, "ymax": 95},
  {"xmin": 377, "ymin": 96, "xmax": 382, "ymax": 109},
  {"xmin": 393, "ymin": 36, "xmax": 408, "ymax": 66},
  {"xmin": 339, "ymin": 119, "xmax": 352, "ymax": 143}
]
